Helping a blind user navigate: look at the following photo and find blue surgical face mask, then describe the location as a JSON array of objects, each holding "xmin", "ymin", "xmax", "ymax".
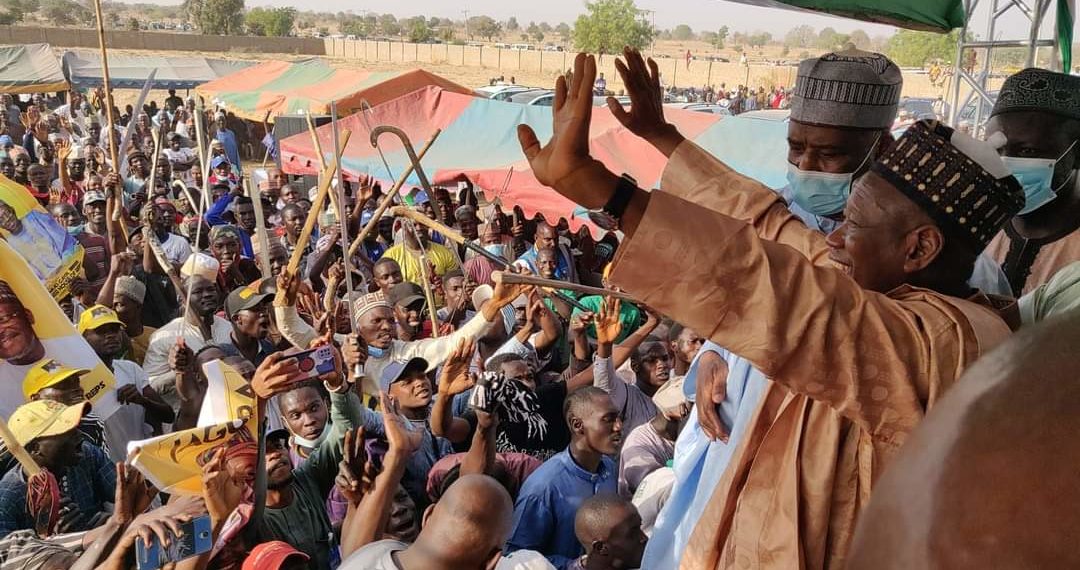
[
  {"xmin": 484, "ymin": 243, "xmax": 507, "ymax": 260},
  {"xmin": 65, "ymin": 223, "xmax": 85, "ymax": 236},
  {"xmin": 787, "ymin": 135, "xmax": 880, "ymax": 217},
  {"xmin": 1002, "ymin": 141, "xmax": 1078, "ymax": 215},
  {"xmin": 367, "ymin": 344, "xmax": 386, "ymax": 359}
]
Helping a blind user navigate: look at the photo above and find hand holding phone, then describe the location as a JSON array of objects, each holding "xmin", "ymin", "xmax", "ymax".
[{"xmin": 135, "ymin": 515, "xmax": 213, "ymax": 570}]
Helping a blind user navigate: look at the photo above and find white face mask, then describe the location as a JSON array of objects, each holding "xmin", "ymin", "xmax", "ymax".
[{"xmin": 280, "ymin": 417, "xmax": 322, "ymax": 449}]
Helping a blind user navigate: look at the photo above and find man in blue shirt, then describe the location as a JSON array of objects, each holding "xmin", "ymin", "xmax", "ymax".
[
  {"xmin": 214, "ymin": 112, "xmax": 242, "ymax": 170},
  {"xmin": 515, "ymin": 222, "xmax": 578, "ymax": 283},
  {"xmin": 0, "ymin": 399, "xmax": 116, "ymax": 536},
  {"xmin": 505, "ymin": 386, "xmax": 623, "ymax": 569}
]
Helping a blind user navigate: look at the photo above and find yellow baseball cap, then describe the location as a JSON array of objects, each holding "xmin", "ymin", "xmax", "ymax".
[
  {"xmin": 8, "ymin": 400, "xmax": 89, "ymax": 446},
  {"xmin": 77, "ymin": 304, "xmax": 124, "ymax": 334},
  {"xmin": 22, "ymin": 358, "xmax": 90, "ymax": 400}
]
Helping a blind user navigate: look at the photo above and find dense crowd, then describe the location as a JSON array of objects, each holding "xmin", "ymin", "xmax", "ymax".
[{"xmin": 0, "ymin": 41, "xmax": 1077, "ymax": 570}]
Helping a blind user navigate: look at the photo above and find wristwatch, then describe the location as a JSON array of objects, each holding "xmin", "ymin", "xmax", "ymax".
[{"xmin": 586, "ymin": 174, "xmax": 637, "ymax": 231}]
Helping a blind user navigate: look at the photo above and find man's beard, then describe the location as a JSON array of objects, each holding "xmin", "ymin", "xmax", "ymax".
[{"xmin": 267, "ymin": 473, "xmax": 294, "ymax": 490}]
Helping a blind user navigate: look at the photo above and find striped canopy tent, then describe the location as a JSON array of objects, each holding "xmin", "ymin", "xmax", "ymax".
[
  {"xmin": 62, "ymin": 51, "xmax": 255, "ymax": 90},
  {"xmin": 0, "ymin": 43, "xmax": 67, "ymax": 94},
  {"xmin": 722, "ymin": 0, "xmax": 965, "ymax": 31},
  {"xmin": 279, "ymin": 86, "xmax": 790, "ymax": 237},
  {"xmin": 194, "ymin": 58, "xmax": 473, "ymax": 122}
]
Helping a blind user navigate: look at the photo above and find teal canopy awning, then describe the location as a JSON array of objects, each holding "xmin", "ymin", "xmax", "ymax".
[{"xmin": 719, "ymin": 0, "xmax": 966, "ymax": 32}]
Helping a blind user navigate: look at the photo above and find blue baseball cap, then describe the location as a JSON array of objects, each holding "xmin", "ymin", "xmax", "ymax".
[
  {"xmin": 211, "ymin": 155, "xmax": 229, "ymax": 169},
  {"xmin": 413, "ymin": 190, "xmax": 430, "ymax": 205},
  {"xmin": 379, "ymin": 357, "xmax": 429, "ymax": 393}
]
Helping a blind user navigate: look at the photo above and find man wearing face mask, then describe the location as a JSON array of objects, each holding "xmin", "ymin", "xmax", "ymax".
[
  {"xmin": 619, "ymin": 50, "xmax": 999, "ymax": 569},
  {"xmin": 984, "ymin": 68, "xmax": 1080, "ymax": 296}
]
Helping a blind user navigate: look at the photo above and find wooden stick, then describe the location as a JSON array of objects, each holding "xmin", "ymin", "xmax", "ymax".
[
  {"xmin": 245, "ymin": 178, "xmax": 272, "ymax": 278},
  {"xmin": 303, "ymin": 111, "xmax": 340, "ymax": 214},
  {"xmin": 0, "ymin": 417, "xmax": 40, "ymax": 477},
  {"xmin": 347, "ymin": 129, "xmax": 441, "ymax": 259},
  {"xmin": 493, "ymin": 271, "xmax": 638, "ymax": 302},
  {"xmin": 91, "ymin": 0, "xmax": 120, "ymax": 182},
  {"xmin": 285, "ymin": 129, "xmax": 352, "ymax": 276},
  {"xmin": 149, "ymin": 128, "xmax": 161, "ymax": 194}
]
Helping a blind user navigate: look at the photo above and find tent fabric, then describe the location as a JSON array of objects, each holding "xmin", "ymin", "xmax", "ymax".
[
  {"xmin": 62, "ymin": 52, "xmax": 255, "ymax": 90},
  {"xmin": 0, "ymin": 43, "xmax": 66, "ymax": 94},
  {"xmin": 194, "ymin": 59, "xmax": 473, "ymax": 122},
  {"xmin": 720, "ymin": 0, "xmax": 966, "ymax": 32},
  {"xmin": 279, "ymin": 86, "xmax": 791, "ymax": 237}
]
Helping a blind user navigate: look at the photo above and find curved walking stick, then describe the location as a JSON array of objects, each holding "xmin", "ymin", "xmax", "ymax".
[{"xmin": 369, "ymin": 126, "xmax": 443, "ymax": 222}]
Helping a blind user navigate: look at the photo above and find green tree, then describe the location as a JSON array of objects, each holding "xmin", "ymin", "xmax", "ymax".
[
  {"xmin": 184, "ymin": 0, "xmax": 245, "ymax": 35},
  {"xmin": 378, "ymin": 13, "xmax": 399, "ymax": 36},
  {"xmin": 506, "ymin": 16, "xmax": 518, "ymax": 30},
  {"xmin": 245, "ymin": 6, "xmax": 295, "ymax": 36},
  {"xmin": 555, "ymin": 22, "xmax": 570, "ymax": 39},
  {"xmin": 784, "ymin": 24, "xmax": 815, "ymax": 48},
  {"xmin": 886, "ymin": 29, "xmax": 961, "ymax": 67},
  {"xmin": 0, "ymin": 0, "xmax": 27, "ymax": 24},
  {"xmin": 471, "ymin": 16, "xmax": 500, "ymax": 41},
  {"xmin": 127, "ymin": 16, "xmax": 140, "ymax": 30},
  {"xmin": 572, "ymin": 0, "xmax": 654, "ymax": 53},
  {"xmin": 340, "ymin": 17, "xmax": 371, "ymax": 38},
  {"xmin": 407, "ymin": 17, "xmax": 433, "ymax": 43},
  {"xmin": 539, "ymin": 22, "xmax": 552, "ymax": 32},
  {"xmin": 849, "ymin": 29, "xmax": 871, "ymax": 49},
  {"xmin": 748, "ymin": 31, "xmax": 771, "ymax": 48},
  {"xmin": 40, "ymin": 0, "xmax": 92, "ymax": 26},
  {"xmin": 816, "ymin": 26, "xmax": 849, "ymax": 50},
  {"xmin": 671, "ymin": 24, "xmax": 694, "ymax": 41},
  {"xmin": 715, "ymin": 25, "xmax": 729, "ymax": 49},
  {"xmin": 527, "ymin": 22, "xmax": 544, "ymax": 43}
]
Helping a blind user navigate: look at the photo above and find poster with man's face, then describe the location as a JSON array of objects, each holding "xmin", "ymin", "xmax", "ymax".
[
  {"xmin": 0, "ymin": 238, "xmax": 116, "ymax": 419},
  {"xmin": 0, "ymin": 175, "xmax": 84, "ymax": 300}
]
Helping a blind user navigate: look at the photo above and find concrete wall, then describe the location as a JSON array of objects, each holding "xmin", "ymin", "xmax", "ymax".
[
  {"xmin": 0, "ymin": 25, "xmax": 325, "ymax": 55},
  {"xmin": 322, "ymin": 38, "xmax": 942, "ymax": 97}
]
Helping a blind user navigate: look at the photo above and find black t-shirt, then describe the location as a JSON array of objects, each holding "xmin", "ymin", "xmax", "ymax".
[
  {"xmin": 133, "ymin": 266, "xmax": 178, "ymax": 328},
  {"xmin": 484, "ymin": 382, "xmax": 570, "ymax": 463}
]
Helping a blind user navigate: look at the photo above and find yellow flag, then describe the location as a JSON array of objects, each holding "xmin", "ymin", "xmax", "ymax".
[
  {"xmin": 128, "ymin": 417, "xmax": 258, "ymax": 495},
  {"xmin": 198, "ymin": 359, "xmax": 256, "ymax": 427}
]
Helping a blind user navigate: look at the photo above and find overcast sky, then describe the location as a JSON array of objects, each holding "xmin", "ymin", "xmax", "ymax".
[{"xmin": 143, "ymin": 0, "xmax": 1067, "ymax": 39}]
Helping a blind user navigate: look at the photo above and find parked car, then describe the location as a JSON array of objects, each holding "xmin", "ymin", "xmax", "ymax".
[
  {"xmin": 476, "ymin": 85, "xmax": 535, "ymax": 101},
  {"xmin": 508, "ymin": 89, "xmax": 556, "ymax": 106},
  {"xmin": 593, "ymin": 95, "xmax": 632, "ymax": 107},
  {"xmin": 955, "ymin": 91, "xmax": 999, "ymax": 134},
  {"xmin": 664, "ymin": 102, "xmax": 733, "ymax": 116}
]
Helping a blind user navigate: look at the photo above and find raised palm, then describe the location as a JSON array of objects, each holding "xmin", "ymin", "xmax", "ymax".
[
  {"xmin": 440, "ymin": 339, "xmax": 476, "ymax": 396},
  {"xmin": 518, "ymin": 53, "xmax": 609, "ymax": 208},
  {"xmin": 595, "ymin": 297, "xmax": 623, "ymax": 345}
]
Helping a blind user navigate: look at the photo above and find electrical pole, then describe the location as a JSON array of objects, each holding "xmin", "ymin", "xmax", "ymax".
[{"xmin": 462, "ymin": 9, "xmax": 471, "ymax": 40}]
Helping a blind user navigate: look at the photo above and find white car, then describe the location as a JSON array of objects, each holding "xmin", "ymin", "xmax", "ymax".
[
  {"xmin": 509, "ymin": 90, "xmax": 555, "ymax": 106},
  {"xmin": 475, "ymin": 85, "xmax": 535, "ymax": 101},
  {"xmin": 664, "ymin": 102, "xmax": 733, "ymax": 116}
]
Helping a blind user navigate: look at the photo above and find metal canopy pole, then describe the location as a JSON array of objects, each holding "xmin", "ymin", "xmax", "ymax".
[{"xmin": 948, "ymin": 0, "xmax": 1058, "ymax": 134}]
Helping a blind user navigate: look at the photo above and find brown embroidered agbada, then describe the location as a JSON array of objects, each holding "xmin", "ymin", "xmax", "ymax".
[{"xmin": 608, "ymin": 140, "xmax": 1013, "ymax": 569}]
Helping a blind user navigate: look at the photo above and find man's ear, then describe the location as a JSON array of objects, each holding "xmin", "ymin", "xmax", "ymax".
[
  {"xmin": 570, "ymin": 415, "xmax": 585, "ymax": 435},
  {"xmin": 592, "ymin": 539, "xmax": 609, "ymax": 556},
  {"xmin": 903, "ymin": 225, "xmax": 944, "ymax": 274}
]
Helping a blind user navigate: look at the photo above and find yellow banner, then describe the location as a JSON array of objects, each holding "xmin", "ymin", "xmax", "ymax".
[
  {"xmin": 0, "ymin": 174, "xmax": 85, "ymax": 300},
  {"xmin": 0, "ymin": 239, "xmax": 116, "ymax": 419},
  {"xmin": 198, "ymin": 359, "xmax": 256, "ymax": 427},
  {"xmin": 128, "ymin": 417, "xmax": 258, "ymax": 495}
]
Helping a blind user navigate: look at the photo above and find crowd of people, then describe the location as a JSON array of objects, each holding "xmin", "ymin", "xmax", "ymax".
[{"xmin": 0, "ymin": 39, "xmax": 1076, "ymax": 570}]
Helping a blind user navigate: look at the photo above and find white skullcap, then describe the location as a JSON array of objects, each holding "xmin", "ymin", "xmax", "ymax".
[{"xmin": 180, "ymin": 252, "xmax": 220, "ymax": 281}]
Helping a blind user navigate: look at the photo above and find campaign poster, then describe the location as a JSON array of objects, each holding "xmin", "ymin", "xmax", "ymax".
[
  {"xmin": 127, "ymin": 417, "xmax": 258, "ymax": 495},
  {"xmin": 0, "ymin": 239, "xmax": 117, "ymax": 419},
  {"xmin": 0, "ymin": 175, "xmax": 84, "ymax": 301}
]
